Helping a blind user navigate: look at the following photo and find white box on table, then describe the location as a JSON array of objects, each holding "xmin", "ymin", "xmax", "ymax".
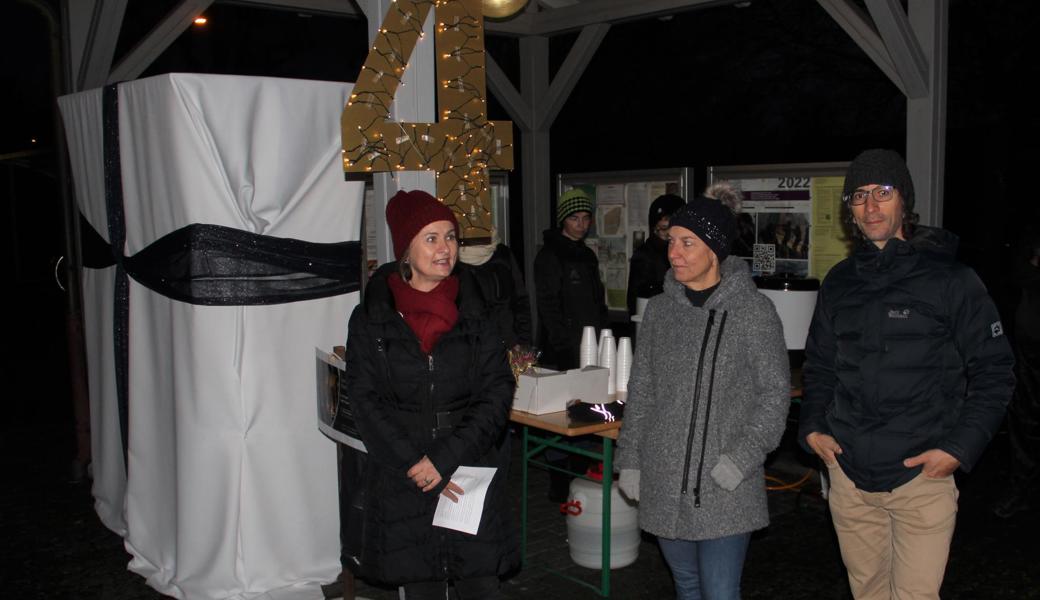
[{"xmin": 513, "ymin": 366, "xmax": 609, "ymax": 415}]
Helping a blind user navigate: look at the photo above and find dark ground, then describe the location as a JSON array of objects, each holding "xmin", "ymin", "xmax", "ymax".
[{"xmin": 3, "ymin": 406, "xmax": 1038, "ymax": 600}]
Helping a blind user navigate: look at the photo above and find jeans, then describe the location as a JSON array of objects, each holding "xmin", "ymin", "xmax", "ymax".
[{"xmin": 657, "ymin": 532, "xmax": 751, "ymax": 600}]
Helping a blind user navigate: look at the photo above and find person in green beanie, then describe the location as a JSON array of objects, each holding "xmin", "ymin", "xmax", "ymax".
[{"xmin": 533, "ymin": 188, "xmax": 608, "ymax": 370}]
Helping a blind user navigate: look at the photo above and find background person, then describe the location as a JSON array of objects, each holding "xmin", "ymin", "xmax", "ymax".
[
  {"xmin": 458, "ymin": 228, "xmax": 532, "ymax": 349},
  {"xmin": 344, "ymin": 190, "xmax": 518, "ymax": 599},
  {"xmin": 799, "ymin": 149, "xmax": 1015, "ymax": 599},
  {"xmin": 617, "ymin": 196, "xmax": 791, "ymax": 600},
  {"xmin": 534, "ymin": 188, "xmax": 608, "ymax": 371},
  {"xmin": 992, "ymin": 229, "xmax": 1040, "ymax": 518},
  {"xmin": 533, "ymin": 187, "xmax": 609, "ymax": 501},
  {"xmin": 627, "ymin": 193, "xmax": 685, "ymax": 315}
]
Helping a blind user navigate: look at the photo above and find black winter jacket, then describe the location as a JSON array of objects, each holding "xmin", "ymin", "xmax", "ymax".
[
  {"xmin": 799, "ymin": 227, "xmax": 1015, "ymax": 492},
  {"xmin": 533, "ymin": 229, "xmax": 607, "ymax": 369},
  {"xmin": 344, "ymin": 265, "xmax": 519, "ymax": 584},
  {"xmin": 459, "ymin": 244, "xmax": 532, "ymax": 348},
  {"xmin": 627, "ymin": 236, "xmax": 670, "ymax": 314}
]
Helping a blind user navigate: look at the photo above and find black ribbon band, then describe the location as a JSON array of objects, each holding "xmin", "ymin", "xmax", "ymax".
[{"xmin": 82, "ymin": 219, "xmax": 362, "ymax": 306}]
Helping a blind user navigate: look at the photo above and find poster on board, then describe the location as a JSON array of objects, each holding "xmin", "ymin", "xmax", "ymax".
[
  {"xmin": 707, "ymin": 163, "xmax": 850, "ymax": 280},
  {"xmin": 733, "ymin": 177, "xmax": 813, "ymax": 277}
]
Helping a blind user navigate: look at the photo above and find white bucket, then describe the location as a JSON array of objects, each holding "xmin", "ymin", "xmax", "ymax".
[{"xmin": 562, "ymin": 477, "xmax": 640, "ymax": 569}]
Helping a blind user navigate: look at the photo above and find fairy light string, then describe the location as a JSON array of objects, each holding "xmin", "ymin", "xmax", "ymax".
[{"xmin": 342, "ymin": 0, "xmax": 515, "ymax": 242}]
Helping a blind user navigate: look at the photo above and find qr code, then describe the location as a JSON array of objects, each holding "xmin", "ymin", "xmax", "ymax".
[{"xmin": 753, "ymin": 243, "xmax": 776, "ymax": 273}]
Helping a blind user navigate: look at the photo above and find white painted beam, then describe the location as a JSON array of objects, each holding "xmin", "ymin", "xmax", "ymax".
[
  {"xmin": 865, "ymin": 0, "xmax": 928, "ymax": 98},
  {"xmin": 905, "ymin": 0, "xmax": 947, "ymax": 227},
  {"xmin": 815, "ymin": 0, "xmax": 904, "ymax": 96},
  {"xmin": 538, "ymin": 22, "xmax": 609, "ymax": 129},
  {"xmin": 358, "ymin": 0, "xmax": 436, "ymax": 265},
  {"xmin": 485, "ymin": 53, "xmax": 533, "ymax": 130},
  {"xmin": 108, "ymin": 0, "xmax": 215, "ymax": 83},
  {"xmin": 519, "ymin": 35, "xmax": 550, "ymax": 330},
  {"xmin": 77, "ymin": 0, "xmax": 128, "ymax": 90},
  {"xmin": 63, "ymin": 0, "xmax": 98, "ymax": 90}
]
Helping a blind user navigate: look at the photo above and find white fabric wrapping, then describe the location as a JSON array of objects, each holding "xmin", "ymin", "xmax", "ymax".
[{"xmin": 58, "ymin": 73, "xmax": 362, "ymax": 599}]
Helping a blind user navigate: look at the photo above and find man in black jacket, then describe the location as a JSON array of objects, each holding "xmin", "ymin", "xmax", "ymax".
[{"xmin": 799, "ymin": 150, "xmax": 1015, "ymax": 599}]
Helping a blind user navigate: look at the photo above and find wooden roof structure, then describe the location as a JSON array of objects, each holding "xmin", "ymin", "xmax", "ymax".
[{"xmin": 62, "ymin": 0, "xmax": 948, "ymax": 295}]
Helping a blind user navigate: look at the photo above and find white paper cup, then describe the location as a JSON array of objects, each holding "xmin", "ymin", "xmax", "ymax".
[{"xmin": 636, "ymin": 297, "xmax": 650, "ymax": 317}]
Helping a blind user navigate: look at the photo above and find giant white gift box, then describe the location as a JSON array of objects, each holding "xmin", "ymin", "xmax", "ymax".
[{"xmin": 58, "ymin": 73, "xmax": 361, "ymax": 600}]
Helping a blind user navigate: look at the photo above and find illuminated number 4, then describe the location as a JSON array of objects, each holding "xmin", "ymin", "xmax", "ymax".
[{"xmin": 341, "ymin": 0, "xmax": 514, "ymax": 241}]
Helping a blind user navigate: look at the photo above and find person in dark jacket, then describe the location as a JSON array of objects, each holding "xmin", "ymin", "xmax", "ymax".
[
  {"xmin": 799, "ymin": 150, "xmax": 1015, "ymax": 599},
  {"xmin": 458, "ymin": 231, "xmax": 532, "ymax": 348},
  {"xmin": 992, "ymin": 229, "xmax": 1040, "ymax": 518},
  {"xmin": 627, "ymin": 193, "xmax": 685, "ymax": 315},
  {"xmin": 532, "ymin": 188, "xmax": 608, "ymax": 500},
  {"xmin": 617, "ymin": 196, "xmax": 790, "ymax": 600},
  {"xmin": 344, "ymin": 190, "xmax": 518, "ymax": 599},
  {"xmin": 534, "ymin": 188, "xmax": 608, "ymax": 370}
]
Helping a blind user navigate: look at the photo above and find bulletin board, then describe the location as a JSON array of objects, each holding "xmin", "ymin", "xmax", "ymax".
[
  {"xmin": 558, "ymin": 168, "xmax": 693, "ymax": 312},
  {"xmin": 707, "ymin": 162, "xmax": 851, "ymax": 280}
]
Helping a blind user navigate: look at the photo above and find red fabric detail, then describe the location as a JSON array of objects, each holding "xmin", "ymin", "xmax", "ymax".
[{"xmin": 388, "ymin": 273, "xmax": 459, "ymax": 354}]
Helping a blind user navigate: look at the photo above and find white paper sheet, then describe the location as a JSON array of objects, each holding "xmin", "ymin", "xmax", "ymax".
[
  {"xmin": 595, "ymin": 183, "xmax": 625, "ymax": 205},
  {"xmin": 432, "ymin": 466, "xmax": 497, "ymax": 535}
]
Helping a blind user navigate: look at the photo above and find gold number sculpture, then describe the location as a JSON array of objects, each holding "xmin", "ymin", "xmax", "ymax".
[{"xmin": 342, "ymin": 0, "xmax": 515, "ymax": 242}]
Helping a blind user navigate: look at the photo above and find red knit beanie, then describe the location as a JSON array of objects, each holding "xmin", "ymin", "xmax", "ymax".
[{"xmin": 385, "ymin": 190, "xmax": 459, "ymax": 260}]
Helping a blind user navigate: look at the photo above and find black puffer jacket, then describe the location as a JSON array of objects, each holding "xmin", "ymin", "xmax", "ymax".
[
  {"xmin": 800, "ymin": 227, "xmax": 1015, "ymax": 492},
  {"xmin": 344, "ymin": 265, "xmax": 519, "ymax": 584},
  {"xmin": 459, "ymin": 244, "xmax": 532, "ymax": 348},
  {"xmin": 627, "ymin": 236, "xmax": 670, "ymax": 315},
  {"xmin": 533, "ymin": 229, "xmax": 607, "ymax": 369}
]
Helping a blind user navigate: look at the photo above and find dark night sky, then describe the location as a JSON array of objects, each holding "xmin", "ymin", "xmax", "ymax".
[{"xmin": 2, "ymin": 0, "xmax": 1038, "ymax": 325}]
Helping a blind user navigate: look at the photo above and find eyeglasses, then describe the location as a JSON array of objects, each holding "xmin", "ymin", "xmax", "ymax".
[{"xmin": 844, "ymin": 185, "xmax": 896, "ymax": 206}]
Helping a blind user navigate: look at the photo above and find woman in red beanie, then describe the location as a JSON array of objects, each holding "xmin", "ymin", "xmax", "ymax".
[{"xmin": 344, "ymin": 190, "xmax": 518, "ymax": 599}]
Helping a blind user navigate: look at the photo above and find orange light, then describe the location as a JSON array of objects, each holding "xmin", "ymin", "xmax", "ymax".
[{"xmin": 193, "ymin": 16, "xmax": 208, "ymax": 25}]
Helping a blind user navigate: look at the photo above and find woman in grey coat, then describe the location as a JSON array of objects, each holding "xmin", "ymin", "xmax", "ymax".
[{"xmin": 616, "ymin": 195, "xmax": 790, "ymax": 600}]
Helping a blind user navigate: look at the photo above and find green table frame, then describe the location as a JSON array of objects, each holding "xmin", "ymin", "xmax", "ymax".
[{"xmin": 510, "ymin": 410, "xmax": 622, "ymax": 598}]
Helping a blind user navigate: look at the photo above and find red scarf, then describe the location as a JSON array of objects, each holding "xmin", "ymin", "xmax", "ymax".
[{"xmin": 387, "ymin": 273, "xmax": 460, "ymax": 354}]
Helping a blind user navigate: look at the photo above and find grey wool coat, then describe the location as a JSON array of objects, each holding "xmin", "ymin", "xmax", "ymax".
[{"xmin": 616, "ymin": 256, "xmax": 790, "ymax": 541}]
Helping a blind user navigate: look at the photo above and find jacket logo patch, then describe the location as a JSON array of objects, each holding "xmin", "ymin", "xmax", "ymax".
[
  {"xmin": 887, "ymin": 308, "xmax": 911, "ymax": 319},
  {"xmin": 991, "ymin": 321, "xmax": 1004, "ymax": 337},
  {"xmin": 568, "ymin": 268, "xmax": 583, "ymax": 284}
]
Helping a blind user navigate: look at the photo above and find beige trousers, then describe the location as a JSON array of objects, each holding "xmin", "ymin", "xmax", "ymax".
[{"xmin": 826, "ymin": 463, "xmax": 959, "ymax": 600}]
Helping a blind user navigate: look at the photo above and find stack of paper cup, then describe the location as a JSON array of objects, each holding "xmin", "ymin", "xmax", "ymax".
[
  {"xmin": 579, "ymin": 326, "xmax": 598, "ymax": 368},
  {"xmin": 616, "ymin": 337, "xmax": 633, "ymax": 394},
  {"xmin": 598, "ymin": 334, "xmax": 617, "ymax": 400},
  {"xmin": 597, "ymin": 328, "xmax": 613, "ymax": 363}
]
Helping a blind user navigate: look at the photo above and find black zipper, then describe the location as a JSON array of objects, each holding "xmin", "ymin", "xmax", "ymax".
[
  {"xmin": 375, "ymin": 338, "xmax": 392, "ymax": 384},
  {"xmin": 693, "ymin": 311, "xmax": 727, "ymax": 507},
  {"xmin": 427, "ymin": 353, "xmax": 436, "ymax": 439},
  {"xmin": 681, "ymin": 309, "xmax": 715, "ymax": 495}
]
